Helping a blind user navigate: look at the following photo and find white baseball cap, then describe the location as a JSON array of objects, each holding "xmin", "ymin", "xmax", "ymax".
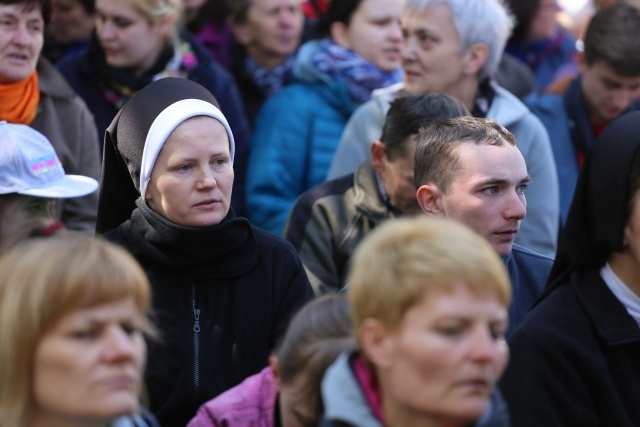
[{"xmin": 0, "ymin": 121, "xmax": 98, "ymax": 198}]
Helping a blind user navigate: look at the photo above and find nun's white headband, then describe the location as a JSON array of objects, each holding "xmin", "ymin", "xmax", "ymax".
[{"xmin": 139, "ymin": 99, "xmax": 235, "ymax": 197}]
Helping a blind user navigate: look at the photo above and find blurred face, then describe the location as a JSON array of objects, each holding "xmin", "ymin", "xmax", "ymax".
[
  {"xmin": 378, "ymin": 283, "xmax": 509, "ymax": 425},
  {"xmin": 278, "ymin": 374, "xmax": 317, "ymax": 427},
  {"xmin": 49, "ymin": 0, "xmax": 95, "ymax": 45},
  {"xmin": 145, "ymin": 116, "xmax": 234, "ymax": 227},
  {"xmin": 526, "ymin": 0, "xmax": 561, "ymax": 41},
  {"xmin": 235, "ymin": 0, "xmax": 304, "ymax": 67},
  {"xmin": 401, "ymin": 5, "xmax": 470, "ymax": 97},
  {"xmin": 373, "ymin": 136, "xmax": 421, "ymax": 216},
  {"xmin": 0, "ymin": 194, "xmax": 51, "ymax": 239},
  {"xmin": 0, "ymin": 3, "xmax": 43, "ymax": 83},
  {"xmin": 95, "ymin": 0, "xmax": 170, "ymax": 75},
  {"xmin": 580, "ymin": 61, "xmax": 640, "ymax": 126},
  {"xmin": 31, "ymin": 298, "xmax": 146, "ymax": 425},
  {"xmin": 333, "ymin": 0, "xmax": 403, "ymax": 72},
  {"xmin": 420, "ymin": 142, "xmax": 529, "ymax": 256}
]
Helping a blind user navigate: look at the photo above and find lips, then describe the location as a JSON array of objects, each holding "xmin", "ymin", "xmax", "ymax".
[
  {"xmin": 494, "ymin": 229, "xmax": 518, "ymax": 241},
  {"xmin": 194, "ymin": 199, "xmax": 219, "ymax": 208}
]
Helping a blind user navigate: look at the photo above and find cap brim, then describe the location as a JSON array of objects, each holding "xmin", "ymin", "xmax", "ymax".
[{"xmin": 17, "ymin": 175, "xmax": 99, "ymax": 198}]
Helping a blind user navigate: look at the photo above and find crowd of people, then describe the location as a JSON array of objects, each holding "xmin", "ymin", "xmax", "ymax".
[{"xmin": 1, "ymin": 0, "xmax": 640, "ymax": 426}]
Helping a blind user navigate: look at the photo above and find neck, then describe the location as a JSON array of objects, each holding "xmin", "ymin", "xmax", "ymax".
[
  {"xmin": 133, "ymin": 39, "xmax": 170, "ymax": 78},
  {"xmin": 27, "ymin": 410, "xmax": 109, "ymax": 427},
  {"xmin": 446, "ymin": 77, "xmax": 479, "ymax": 113},
  {"xmin": 246, "ymin": 47, "xmax": 290, "ymax": 69},
  {"xmin": 608, "ymin": 251, "xmax": 640, "ymax": 297}
]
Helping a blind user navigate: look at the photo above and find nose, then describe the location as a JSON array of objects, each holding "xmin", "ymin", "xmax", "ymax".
[
  {"xmin": 503, "ymin": 189, "xmax": 526, "ymax": 221},
  {"xmin": 103, "ymin": 326, "xmax": 138, "ymax": 362},
  {"xmin": 278, "ymin": 8, "xmax": 296, "ymax": 28},
  {"xmin": 195, "ymin": 166, "xmax": 216, "ymax": 190},
  {"xmin": 612, "ymin": 89, "xmax": 635, "ymax": 112},
  {"xmin": 401, "ymin": 36, "xmax": 417, "ymax": 62},
  {"xmin": 97, "ymin": 18, "xmax": 115, "ymax": 41},
  {"xmin": 388, "ymin": 21, "xmax": 403, "ymax": 42},
  {"xmin": 11, "ymin": 24, "xmax": 32, "ymax": 47},
  {"xmin": 469, "ymin": 327, "xmax": 502, "ymax": 363}
]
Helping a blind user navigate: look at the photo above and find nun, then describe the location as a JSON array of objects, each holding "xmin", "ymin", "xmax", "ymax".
[
  {"xmin": 500, "ymin": 112, "xmax": 640, "ymax": 426},
  {"xmin": 96, "ymin": 77, "xmax": 314, "ymax": 427}
]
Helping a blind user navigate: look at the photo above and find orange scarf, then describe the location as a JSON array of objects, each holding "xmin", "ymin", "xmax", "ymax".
[{"xmin": 0, "ymin": 72, "xmax": 40, "ymax": 125}]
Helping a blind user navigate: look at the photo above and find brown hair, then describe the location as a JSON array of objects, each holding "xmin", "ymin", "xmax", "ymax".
[
  {"xmin": 414, "ymin": 116, "xmax": 516, "ymax": 193},
  {"xmin": 275, "ymin": 295, "xmax": 356, "ymax": 424}
]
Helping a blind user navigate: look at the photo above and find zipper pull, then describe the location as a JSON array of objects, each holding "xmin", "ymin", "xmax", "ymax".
[{"xmin": 193, "ymin": 308, "xmax": 201, "ymax": 333}]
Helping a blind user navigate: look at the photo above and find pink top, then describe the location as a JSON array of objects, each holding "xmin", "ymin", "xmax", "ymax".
[{"xmin": 187, "ymin": 367, "xmax": 278, "ymax": 427}]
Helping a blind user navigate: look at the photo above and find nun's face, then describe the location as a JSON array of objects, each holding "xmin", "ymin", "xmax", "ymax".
[{"xmin": 145, "ymin": 116, "xmax": 234, "ymax": 227}]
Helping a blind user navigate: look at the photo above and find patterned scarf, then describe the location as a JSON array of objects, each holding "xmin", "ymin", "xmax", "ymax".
[
  {"xmin": 94, "ymin": 37, "xmax": 199, "ymax": 111},
  {"xmin": 311, "ymin": 38, "xmax": 403, "ymax": 105},
  {"xmin": 0, "ymin": 72, "xmax": 41, "ymax": 125},
  {"xmin": 243, "ymin": 55, "xmax": 294, "ymax": 97}
]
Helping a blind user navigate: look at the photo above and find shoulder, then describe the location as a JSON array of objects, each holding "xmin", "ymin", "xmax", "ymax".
[
  {"xmin": 285, "ymin": 174, "xmax": 356, "ymax": 249},
  {"xmin": 188, "ymin": 367, "xmax": 276, "ymax": 427},
  {"xmin": 510, "ymin": 244, "xmax": 555, "ymax": 271},
  {"xmin": 37, "ymin": 57, "xmax": 80, "ymax": 100},
  {"xmin": 252, "ymin": 226, "xmax": 302, "ymax": 260}
]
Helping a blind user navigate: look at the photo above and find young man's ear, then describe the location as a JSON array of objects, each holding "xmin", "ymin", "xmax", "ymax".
[
  {"xmin": 416, "ymin": 184, "xmax": 445, "ymax": 217},
  {"xmin": 359, "ymin": 318, "xmax": 395, "ymax": 369},
  {"xmin": 370, "ymin": 140, "xmax": 386, "ymax": 173},
  {"xmin": 576, "ymin": 50, "xmax": 587, "ymax": 73}
]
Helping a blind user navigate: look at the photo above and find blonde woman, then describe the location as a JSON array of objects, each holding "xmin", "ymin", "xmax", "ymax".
[
  {"xmin": 57, "ymin": 0, "xmax": 251, "ymax": 215},
  {"xmin": 321, "ymin": 217, "xmax": 511, "ymax": 427},
  {"xmin": 0, "ymin": 234, "xmax": 158, "ymax": 427}
]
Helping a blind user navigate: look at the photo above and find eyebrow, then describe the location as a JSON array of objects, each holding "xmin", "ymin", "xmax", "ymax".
[{"xmin": 476, "ymin": 175, "xmax": 531, "ymax": 186}]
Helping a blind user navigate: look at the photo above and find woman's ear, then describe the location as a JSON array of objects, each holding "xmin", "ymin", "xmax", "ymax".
[
  {"xmin": 330, "ymin": 21, "xmax": 352, "ymax": 50},
  {"xmin": 359, "ymin": 318, "xmax": 395, "ymax": 369},
  {"xmin": 462, "ymin": 43, "xmax": 488, "ymax": 77},
  {"xmin": 416, "ymin": 184, "xmax": 444, "ymax": 217}
]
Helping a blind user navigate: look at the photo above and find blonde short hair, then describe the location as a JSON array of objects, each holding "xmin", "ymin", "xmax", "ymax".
[
  {"xmin": 0, "ymin": 234, "xmax": 154, "ymax": 426},
  {"xmin": 348, "ymin": 217, "xmax": 510, "ymax": 339},
  {"xmin": 131, "ymin": 0, "xmax": 182, "ymax": 38}
]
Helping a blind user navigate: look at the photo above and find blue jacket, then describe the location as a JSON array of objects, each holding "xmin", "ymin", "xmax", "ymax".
[
  {"xmin": 245, "ymin": 40, "xmax": 356, "ymax": 234},
  {"xmin": 525, "ymin": 77, "xmax": 640, "ymax": 226},
  {"xmin": 57, "ymin": 31, "xmax": 251, "ymax": 216},
  {"xmin": 505, "ymin": 244, "xmax": 554, "ymax": 336}
]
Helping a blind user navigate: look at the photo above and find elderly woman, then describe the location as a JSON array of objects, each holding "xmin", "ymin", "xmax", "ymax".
[
  {"xmin": 97, "ymin": 77, "xmax": 314, "ymax": 426},
  {"xmin": 56, "ymin": 0, "xmax": 250, "ymax": 215},
  {"xmin": 0, "ymin": 0, "xmax": 100, "ymax": 232},
  {"xmin": 320, "ymin": 216, "xmax": 511, "ymax": 427},
  {"xmin": 501, "ymin": 112, "xmax": 640, "ymax": 425},
  {"xmin": 0, "ymin": 234, "xmax": 158, "ymax": 427}
]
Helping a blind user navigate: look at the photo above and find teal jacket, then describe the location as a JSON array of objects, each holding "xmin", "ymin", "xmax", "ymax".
[{"xmin": 245, "ymin": 40, "xmax": 357, "ymax": 234}]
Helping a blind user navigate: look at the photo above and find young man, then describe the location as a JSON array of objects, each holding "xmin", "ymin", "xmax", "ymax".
[
  {"xmin": 525, "ymin": 2, "xmax": 640, "ymax": 227},
  {"xmin": 415, "ymin": 116, "xmax": 553, "ymax": 334},
  {"xmin": 283, "ymin": 93, "xmax": 468, "ymax": 295},
  {"xmin": 327, "ymin": 0, "xmax": 558, "ymax": 258},
  {"xmin": 227, "ymin": 0, "xmax": 304, "ymax": 125}
]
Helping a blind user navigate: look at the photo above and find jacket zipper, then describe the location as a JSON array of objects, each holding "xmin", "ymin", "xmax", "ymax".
[{"xmin": 192, "ymin": 285, "xmax": 200, "ymax": 394}]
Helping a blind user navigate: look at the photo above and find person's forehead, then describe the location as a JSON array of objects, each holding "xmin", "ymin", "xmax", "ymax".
[
  {"xmin": 453, "ymin": 142, "xmax": 524, "ymax": 177},
  {"xmin": 0, "ymin": 2, "xmax": 43, "ymax": 18}
]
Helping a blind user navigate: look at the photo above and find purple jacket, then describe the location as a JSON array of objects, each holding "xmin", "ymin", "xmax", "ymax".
[{"xmin": 187, "ymin": 367, "xmax": 278, "ymax": 427}]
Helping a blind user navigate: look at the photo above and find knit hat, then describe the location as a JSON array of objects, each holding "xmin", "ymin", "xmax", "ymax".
[
  {"xmin": 0, "ymin": 121, "xmax": 98, "ymax": 198},
  {"xmin": 97, "ymin": 78, "xmax": 234, "ymax": 234}
]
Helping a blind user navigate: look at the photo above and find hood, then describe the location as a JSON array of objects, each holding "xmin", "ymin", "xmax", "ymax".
[{"xmin": 487, "ymin": 84, "xmax": 530, "ymax": 127}]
